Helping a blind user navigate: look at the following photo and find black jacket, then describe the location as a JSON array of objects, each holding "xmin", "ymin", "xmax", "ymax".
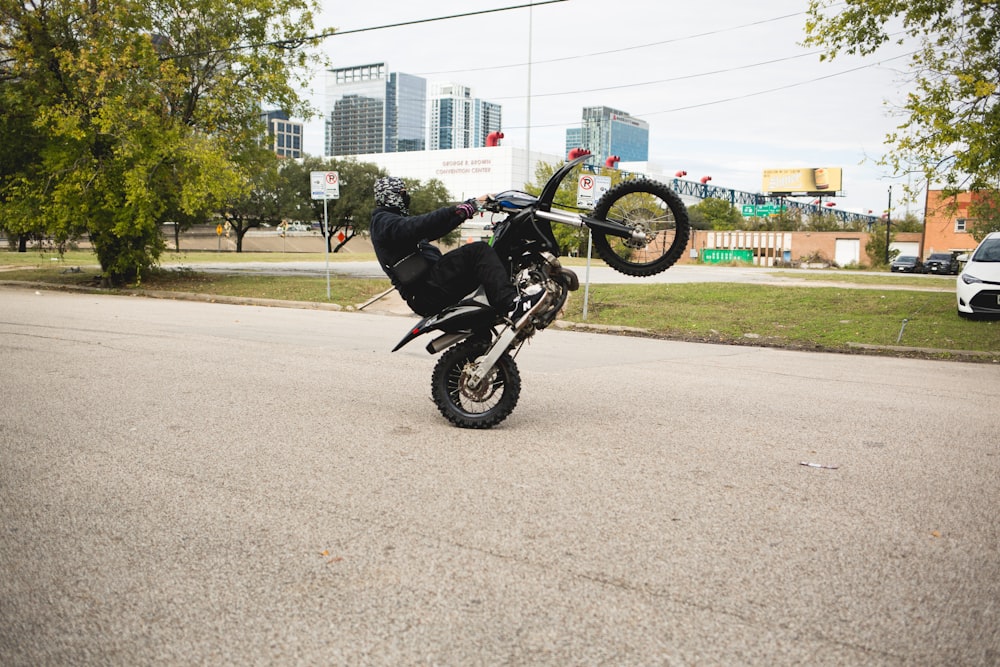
[{"xmin": 370, "ymin": 204, "xmax": 463, "ymax": 295}]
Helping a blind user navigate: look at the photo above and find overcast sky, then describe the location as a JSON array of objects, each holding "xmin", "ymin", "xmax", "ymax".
[{"xmin": 302, "ymin": 0, "xmax": 920, "ymax": 216}]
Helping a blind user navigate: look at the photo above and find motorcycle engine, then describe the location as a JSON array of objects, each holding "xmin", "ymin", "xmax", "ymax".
[{"xmin": 512, "ymin": 252, "xmax": 579, "ymax": 332}]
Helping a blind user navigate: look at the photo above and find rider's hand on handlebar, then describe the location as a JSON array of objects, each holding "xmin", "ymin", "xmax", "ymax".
[{"xmin": 455, "ymin": 198, "xmax": 479, "ymax": 220}]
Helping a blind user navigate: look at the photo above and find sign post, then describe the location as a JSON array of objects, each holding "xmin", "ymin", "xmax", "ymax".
[
  {"xmin": 575, "ymin": 174, "xmax": 610, "ymax": 321},
  {"xmin": 311, "ymin": 171, "xmax": 340, "ymax": 299}
]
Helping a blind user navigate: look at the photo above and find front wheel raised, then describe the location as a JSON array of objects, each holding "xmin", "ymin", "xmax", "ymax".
[
  {"xmin": 431, "ymin": 340, "xmax": 520, "ymax": 429},
  {"xmin": 591, "ymin": 178, "xmax": 691, "ymax": 277}
]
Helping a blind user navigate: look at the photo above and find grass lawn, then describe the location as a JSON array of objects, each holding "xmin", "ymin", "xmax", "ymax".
[{"xmin": 2, "ymin": 249, "xmax": 996, "ymax": 361}]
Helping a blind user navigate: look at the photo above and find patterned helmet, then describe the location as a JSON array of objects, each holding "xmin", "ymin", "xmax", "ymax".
[{"xmin": 374, "ymin": 176, "xmax": 409, "ymax": 215}]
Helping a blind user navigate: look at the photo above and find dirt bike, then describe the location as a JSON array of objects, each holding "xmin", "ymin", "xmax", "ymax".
[{"xmin": 391, "ymin": 153, "xmax": 691, "ymax": 428}]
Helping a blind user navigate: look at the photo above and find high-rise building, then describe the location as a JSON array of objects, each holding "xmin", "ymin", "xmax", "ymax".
[
  {"xmin": 565, "ymin": 106, "xmax": 649, "ymax": 164},
  {"xmin": 325, "ymin": 63, "xmax": 426, "ymax": 156},
  {"xmin": 261, "ymin": 110, "xmax": 302, "ymax": 158},
  {"xmin": 564, "ymin": 127, "xmax": 583, "ymax": 158},
  {"xmin": 428, "ymin": 83, "xmax": 502, "ymax": 150}
]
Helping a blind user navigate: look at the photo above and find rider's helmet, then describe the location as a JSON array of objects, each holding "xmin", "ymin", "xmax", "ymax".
[{"xmin": 374, "ymin": 176, "xmax": 410, "ymax": 215}]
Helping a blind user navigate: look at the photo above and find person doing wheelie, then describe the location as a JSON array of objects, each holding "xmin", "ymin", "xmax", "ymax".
[{"xmin": 370, "ymin": 176, "xmax": 545, "ymax": 326}]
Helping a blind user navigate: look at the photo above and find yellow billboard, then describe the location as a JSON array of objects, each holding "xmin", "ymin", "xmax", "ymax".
[{"xmin": 762, "ymin": 168, "xmax": 843, "ymax": 194}]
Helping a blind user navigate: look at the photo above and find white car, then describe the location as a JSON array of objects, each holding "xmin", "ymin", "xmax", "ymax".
[
  {"xmin": 277, "ymin": 223, "xmax": 310, "ymax": 233},
  {"xmin": 956, "ymin": 231, "xmax": 1000, "ymax": 317}
]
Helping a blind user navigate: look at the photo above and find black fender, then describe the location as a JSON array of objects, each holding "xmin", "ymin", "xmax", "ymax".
[{"xmin": 392, "ymin": 291, "xmax": 497, "ymax": 352}]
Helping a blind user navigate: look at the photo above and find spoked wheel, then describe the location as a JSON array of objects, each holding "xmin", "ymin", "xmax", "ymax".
[
  {"xmin": 591, "ymin": 178, "xmax": 691, "ymax": 276},
  {"xmin": 431, "ymin": 339, "xmax": 520, "ymax": 429}
]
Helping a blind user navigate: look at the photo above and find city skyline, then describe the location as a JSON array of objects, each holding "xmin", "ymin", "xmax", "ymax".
[{"xmin": 304, "ymin": 0, "xmax": 923, "ymax": 217}]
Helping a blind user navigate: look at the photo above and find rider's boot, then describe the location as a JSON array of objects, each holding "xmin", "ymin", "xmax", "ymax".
[{"xmin": 507, "ymin": 286, "xmax": 548, "ymax": 329}]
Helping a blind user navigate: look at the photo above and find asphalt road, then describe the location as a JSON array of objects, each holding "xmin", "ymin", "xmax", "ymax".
[{"xmin": 2, "ymin": 286, "xmax": 997, "ymax": 665}]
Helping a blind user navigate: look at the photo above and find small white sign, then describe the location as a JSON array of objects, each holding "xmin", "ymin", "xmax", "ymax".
[
  {"xmin": 576, "ymin": 174, "xmax": 611, "ymax": 209},
  {"xmin": 310, "ymin": 171, "xmax": 340, "ymax": 200}
]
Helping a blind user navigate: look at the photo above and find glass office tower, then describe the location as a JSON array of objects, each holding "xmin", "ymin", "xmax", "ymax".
[
  {"xmin": 325, "ymin": 63, "xmax": 426, "ymax": 155},
  {"xmin": 261, "ymin": 110, "xmax": 302, "ymax": 158},
  {"xmin": 429, "ymin": 83, "xmax": 502, "ymax": 150},
  {"xmin": 569, "ymin": 106, "xmax": 649, "ymax": 164}
]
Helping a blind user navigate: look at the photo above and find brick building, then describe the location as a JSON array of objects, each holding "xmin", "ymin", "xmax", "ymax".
[
  {"xmin": 922, "ymin": 190, "xmax": 985, "ymax": 258},
  {"xmin": 685, "ymin": 229, "xmax": 924, "ymax": 268}
]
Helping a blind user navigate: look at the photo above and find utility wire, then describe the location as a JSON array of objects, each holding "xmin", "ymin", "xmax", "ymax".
[
  {"xmin": 494, "ymin": 52, "xmax": 916, "ymax": 131},
  {"xmin": 487, "ymin": 49, "xmax": 829, "ymax": 101},
  {"xmin": 415, "ymin": 10, "xmax": 811, "ymax": 76},
  {"xmin": 158, "ymin": 0, "xmax": 567, "ymax": 60},
  {"xmin": 635, "ymin": 52, "xmax": 915, "ymax": 119},
  {"xmin": 327, "ymin": 0, "xmax": 565, "ymax": 38}
]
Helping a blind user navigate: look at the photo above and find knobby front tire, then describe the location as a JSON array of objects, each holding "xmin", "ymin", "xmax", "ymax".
[
  {"xmin": 431, "ymin": 339, "xmax": 520, "ymax": 429},
  {"xmin": 591, "ymin": 179, "xmax": 691, "ymax": 277}
]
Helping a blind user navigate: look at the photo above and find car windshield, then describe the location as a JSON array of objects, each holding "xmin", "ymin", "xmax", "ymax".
[
  {"xmin": 971, "ymin": 238, "xmax": 1000, "ymax": 262},
  {"xmin": 896, "ymin": 256, "xmax": 916, "ymax": 262}
]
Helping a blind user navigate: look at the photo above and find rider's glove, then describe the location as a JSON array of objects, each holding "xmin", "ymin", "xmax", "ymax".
[{"xmin": 455, "ymin": 198, "xmax": 479, "ymax": 221}]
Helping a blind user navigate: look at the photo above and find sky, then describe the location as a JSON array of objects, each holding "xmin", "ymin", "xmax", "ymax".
[{"xmin": 300, "ymin": 0, "xmax": 921, "ymax": 217}]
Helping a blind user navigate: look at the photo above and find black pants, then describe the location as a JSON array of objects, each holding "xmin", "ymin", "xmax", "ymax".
[{"xmin": 405, "ymin": 242, "xmax": 516, "ymax": 317}]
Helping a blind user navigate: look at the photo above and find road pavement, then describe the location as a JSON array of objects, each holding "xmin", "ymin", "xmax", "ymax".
[{"xmin": 1, "ymin": 286, "xmax": 997, "ymax": 665}]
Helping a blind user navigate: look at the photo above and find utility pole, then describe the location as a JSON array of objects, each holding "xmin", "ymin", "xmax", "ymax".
[{"xmin": 885, "ymin": 186, "xmax": 892, "ymax": 265}]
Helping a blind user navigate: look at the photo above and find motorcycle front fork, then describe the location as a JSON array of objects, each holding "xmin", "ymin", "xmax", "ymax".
[{"xmin": 465, "ymin": 325, "xmax": 521, "ymax": 390}]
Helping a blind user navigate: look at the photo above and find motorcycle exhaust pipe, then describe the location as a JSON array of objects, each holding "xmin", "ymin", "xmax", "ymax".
[{"xmin": 427, "ymin": 332, "xmax": 470, "ymax": 354}]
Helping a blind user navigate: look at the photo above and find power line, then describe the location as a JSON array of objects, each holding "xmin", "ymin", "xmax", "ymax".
[
  {"xmin": 159, "ymin": 0, "xmax": 567, "ymax": 60},
  {"xmin": 634, "ymin": 52, "xmax": 915, "ymax": 119},
  {"xmin": 327, "ymin": 0, "xmax": 566, "ymax": 38},
  {"xmin": 494, "ymin": 52, "xmax": 916, "ymax": 132},
  {"xmin": 414, "ymin": 10, "xmax": 811, "ymax": 77},
  {"xmin": 487, "ymin": 50, "xmax": 828, "ymax": 101}
]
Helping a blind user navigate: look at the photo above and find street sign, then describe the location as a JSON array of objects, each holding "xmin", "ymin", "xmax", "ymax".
[
  {"xmin": 310, "ymin": 171, "xmax": 340, "ymax": 200},
  {"xmin": 576, "ymin": 174, "xmax": 611, "ymax": 209},
  {"xmin": 741, "ymin": 204, "xmax": 786, "ymax": 217}
]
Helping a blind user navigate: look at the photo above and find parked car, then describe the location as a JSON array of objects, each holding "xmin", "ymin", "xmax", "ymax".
[
  {"xmin": 923, "ymin": 252, "xmax": 959, "ymax": 275},
  {"xmin": 891, "ymin": 255, "xmax": 922, "ymax": 272},
  {"xmin": 276, "ymin": 222, "xmax": 310, "ymax": 233},
  {"xmin": 956, "ymin": 232, "xmax": 1000, "ymax": 317}
]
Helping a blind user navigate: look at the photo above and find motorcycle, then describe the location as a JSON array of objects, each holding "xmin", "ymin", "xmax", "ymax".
[{"xmin": 392, "ymin": 153, "xmax": 691, "ymax": 428}]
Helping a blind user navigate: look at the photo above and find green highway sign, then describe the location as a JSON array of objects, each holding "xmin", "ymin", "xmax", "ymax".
[{"xmin": 741, "ymin": 204, "xmax": 786, "ymax": 217}]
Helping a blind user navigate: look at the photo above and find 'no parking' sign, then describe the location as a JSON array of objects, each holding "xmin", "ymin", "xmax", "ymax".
[
  {"xmin": 576, "ymin": 174, "xmax": 611, "ymax": 209},
  {"xmin": 310, "ymin": 171, "xmax": 340, "ymax": 200}
]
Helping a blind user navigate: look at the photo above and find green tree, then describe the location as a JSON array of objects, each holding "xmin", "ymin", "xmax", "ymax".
[
  {"xmin": 801, "ymin": 210, "xmax": 841, "ymax": 232},
  {"xmin": 804, "ymin": 1, "xmax": 1000, "ymax": 197},
  {"xmin": 688, "ymin": 198, "xmax": 742, "ymax": 230},
  {"xmin": 0, "ymin": 0, "xmax": 323, "ymax": 284},
  {"xmin": 276, "ymin": 157, "xmax": 388, "ymax": 253},
  {"xmin": 891, "ymin": 211, "xmax": 924, "ymax": 233},
  {"xmin": 221, "ymin": 148, "xmax": 283, "ymax": 253},
  {"xmin": 968, "ymin": 194, "xmax": 1000, "ymax": 240},
  {"xmin": 865, "ymin": 228, "xmax": 895, "ymax": 268},
  {"xmin": 525, "ymin": 161, "xmax": 626, "ymax": 256}
]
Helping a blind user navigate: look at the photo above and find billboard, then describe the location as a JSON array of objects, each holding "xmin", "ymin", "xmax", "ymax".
[{"xmin": 762, "ymin": 168, "xmax": 843, "ymax": 195}]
